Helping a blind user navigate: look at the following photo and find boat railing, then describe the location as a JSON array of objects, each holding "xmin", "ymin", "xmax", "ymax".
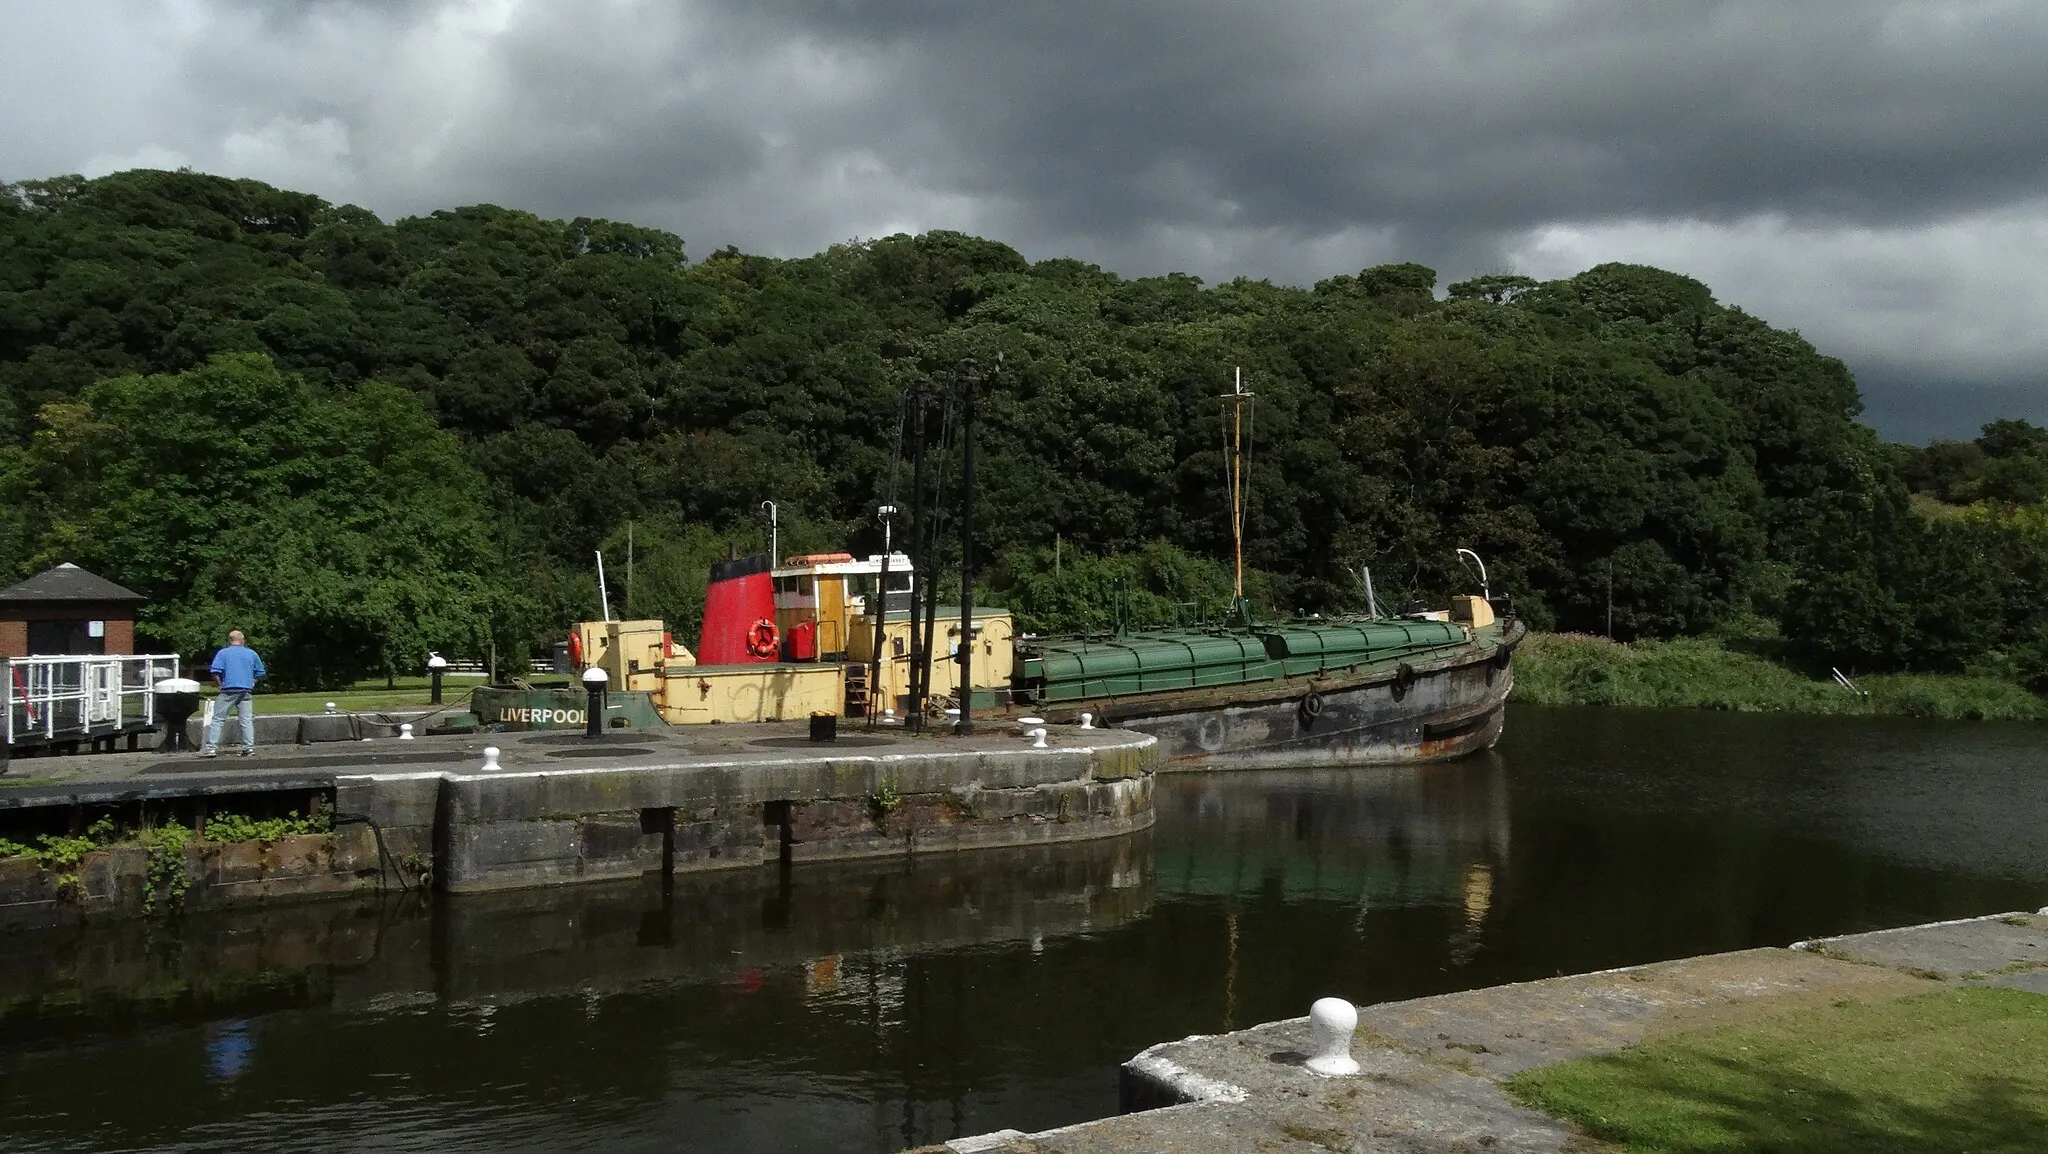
[{"xmin": 4, "ymin": 653, "xmax": 182, "ymax": 747}]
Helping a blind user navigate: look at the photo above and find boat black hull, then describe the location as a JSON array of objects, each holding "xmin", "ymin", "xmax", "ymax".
[{"xmin": 1033, "ymin": 624, "xmax": 1520, "ymax": 769}]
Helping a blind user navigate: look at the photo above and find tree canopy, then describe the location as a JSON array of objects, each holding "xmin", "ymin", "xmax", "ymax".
[{"xmin": 0, "ymin": 168, "xmax": 2037, "ymax": 684}]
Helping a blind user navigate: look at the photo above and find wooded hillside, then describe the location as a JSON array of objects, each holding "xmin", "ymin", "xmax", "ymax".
[{"xmin": 2, "ymin": 169, "xmax": 2041, "ymax": 688}]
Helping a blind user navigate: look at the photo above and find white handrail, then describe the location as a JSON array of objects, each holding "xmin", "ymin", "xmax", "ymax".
[{"xmin": 4, "ymin": 654, "xmax": 181, "ymax": 746}]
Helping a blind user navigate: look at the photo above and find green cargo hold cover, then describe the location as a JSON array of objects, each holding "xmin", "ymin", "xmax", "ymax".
[{"xmin": 1021, "ymin": 618, "xmax": 1470, "ymax": 703}]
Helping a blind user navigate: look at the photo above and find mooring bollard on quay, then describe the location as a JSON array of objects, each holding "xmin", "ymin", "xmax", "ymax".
[
  {"xmin": 154, "ymin": 676, "xmax": 202, "ymax": 752},
  {"xmin": 581, "ymin": 666, "xmax": 607, "ymax": 738},
  {"xmin": 1305, "ymin": 997, "xmax": 1360, "ymax": 1076}
]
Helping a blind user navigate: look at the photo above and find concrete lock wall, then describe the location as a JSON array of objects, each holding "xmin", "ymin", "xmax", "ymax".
[
  {"xmin": 0, "ymin": 731, "xmax": 1159, "ymax": 924},
  {"xmin": 421, "ymin": 734, "xmax": 1159, "ymax": 894},
  {"xmin": 0, "ymin": 828, "xmax": 391, "ymax": 929}
]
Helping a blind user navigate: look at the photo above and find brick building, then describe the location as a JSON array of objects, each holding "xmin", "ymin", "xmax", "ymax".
[{"xmin": 0, "ymin": 563, "xmax": 145, "ymax": 658}]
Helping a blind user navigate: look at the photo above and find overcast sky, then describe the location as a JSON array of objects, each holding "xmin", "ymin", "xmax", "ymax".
[{"xmin": 5, "ymin": 0, "xmax": 2045, "ymax": 442}]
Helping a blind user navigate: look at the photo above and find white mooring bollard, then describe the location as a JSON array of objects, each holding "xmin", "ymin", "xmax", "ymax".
[
  {"xmin": 1305, "ymin": 997, "xmax": 1360, "ymax": 1076},
  {"xmin": 1028, "ymin": 727, "xmax": 1049, "ymax": 749},
  {"xmin": 1078, "ymin": 712, "xmax": 1094, "ymax": 729},
  {"xmin": 481, "ymin": 746, "xmax": 502, "ymax": 772},
  {"xmin": 324, "ymin": 701, "xmax": 337, "ymax": 714},
  {"xmin": 398, "ymin": 723, "xmax": 415, "ymax": 740}
]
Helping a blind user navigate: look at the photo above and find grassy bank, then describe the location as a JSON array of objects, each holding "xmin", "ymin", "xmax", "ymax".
[
  {"xmin": 1508, "ymin": 987, "xmax": 2048, "ymax": 1153},
  {"xmin": 244, "ymin": 675, "xmax": 490, "ymax": 715},
  {"xmin": 1515, "ymin": 633, "xmax": 2048, "ymax": 721}
]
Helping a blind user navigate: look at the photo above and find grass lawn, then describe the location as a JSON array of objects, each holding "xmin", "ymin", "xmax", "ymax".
[
  {"xmin": 1508, "ymin": 988, "xmax": 2048, "ymax": 1153},
  {"xmin": 239, "ymin": 675, "xmax": 492, "ymax": 715}
]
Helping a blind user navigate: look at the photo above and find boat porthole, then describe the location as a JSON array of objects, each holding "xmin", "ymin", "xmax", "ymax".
[{"xmin": 1299, "ymin": 690, "xmax": 1324, "ymax": 725}]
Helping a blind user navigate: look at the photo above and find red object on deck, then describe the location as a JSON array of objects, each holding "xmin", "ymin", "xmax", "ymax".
[
  {"xmin": 787, "ymin": 619, "xmax": 817, "ymax": 661},
  {"xmin": 699, "ymin": 554, "xmax": 778, "ymax": 664}
]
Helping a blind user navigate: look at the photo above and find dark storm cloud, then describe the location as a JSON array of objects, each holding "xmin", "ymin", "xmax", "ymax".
[
  {"xmin": 5, "ymin": 0, "xmax": 2047, "ymax": 437},
  {"xmin": 700, "ymin": 1, "xmax": 2048, "ymax": 235}
]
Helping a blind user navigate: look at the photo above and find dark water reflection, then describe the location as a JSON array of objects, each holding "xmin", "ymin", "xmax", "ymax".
[{"xmin": 3, "ymin": 704, "xmax": 2046, "ymax": 1152}]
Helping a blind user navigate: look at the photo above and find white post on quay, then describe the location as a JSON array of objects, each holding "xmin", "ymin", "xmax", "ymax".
[
  {"xmin": 481, "ymin": 746, "xmax": 501, "ymax": 772},
  {"xmin": 1305, "ymin": 997, "xmax": 1360, "ymax": 1076},
  {"xmin": 398, "ymin": 723, "xmax": 414, "ymax": 741},
  {"xmin": 427, "ymin": 652, "xmax": 449, "ymax": 704},
  {"xmin": 582, "ymin": 665, "xmax": 610, "ymax": 739}
]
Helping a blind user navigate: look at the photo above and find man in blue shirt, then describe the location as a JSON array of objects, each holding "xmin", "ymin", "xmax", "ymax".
[{"xmin": 200, "ymin": 629, "xmax": 266, "ymax": 757}]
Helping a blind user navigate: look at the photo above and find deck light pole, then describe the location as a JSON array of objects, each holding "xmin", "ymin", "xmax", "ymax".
[
  {"xmin": 869, "ymin": 504, "xmax": 896, "ymax": 728},
  {"xmin": 761, "ymin": 500, "xmax": 779, "ymax": 566},
  {"xmin": 426, "ymin": 652, "xmax": 448, "ymax": 705}
]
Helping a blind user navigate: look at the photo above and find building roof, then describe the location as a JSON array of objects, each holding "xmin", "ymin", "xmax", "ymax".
[{"xmin": 0, "ymin": 563, "xmax": 146, "ymax": 605}]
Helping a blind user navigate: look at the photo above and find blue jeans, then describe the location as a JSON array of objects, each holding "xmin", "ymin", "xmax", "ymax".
[{"xmin": 204, "ymin": 689, "xmax": 255, "ymax": 751}]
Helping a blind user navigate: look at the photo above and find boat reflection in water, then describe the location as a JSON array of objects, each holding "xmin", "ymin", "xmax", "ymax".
[
  {"xmin": 1149, "ymin": 755, "xmax": 1514, "ymax": 1030},
  {"xmin": 0, "ymin": 835, "xmax": 1154, "ymax": 1154},
  {"xmin": 0, "ymin": 756, "xmax": 1516, "ymax": 1153}
]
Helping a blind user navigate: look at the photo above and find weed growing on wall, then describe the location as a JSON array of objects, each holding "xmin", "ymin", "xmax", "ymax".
[
  {"xmin": 139, "ymin": 824, "xmax": 191, "ymax": 914},
  {"xmin": 203, "ymin": 810, "xmax": 332, "ymax": 845}
]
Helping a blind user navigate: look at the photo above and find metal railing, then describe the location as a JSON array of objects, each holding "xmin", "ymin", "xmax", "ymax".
[{"xmin": 4, "ymin": 654, "xmax": 181, "ymax": 746}]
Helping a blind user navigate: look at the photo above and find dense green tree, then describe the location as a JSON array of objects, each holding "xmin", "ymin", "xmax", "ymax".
[
  {"xmin": 1899, "ymin": 418, "xmax": 2048, "ymax": 506},
  {"xmin": 14, "ymin": 353, "xmax": 497, "ymax": 687},
  {"xmin": 1, "ymin": 167, "xmax": 2035, "ymax": 683}
]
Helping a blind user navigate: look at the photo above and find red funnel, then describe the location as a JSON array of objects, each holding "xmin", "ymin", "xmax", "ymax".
[{"xmin": 700, "ymin": 553, "xmax": 778, "ymax": 664}]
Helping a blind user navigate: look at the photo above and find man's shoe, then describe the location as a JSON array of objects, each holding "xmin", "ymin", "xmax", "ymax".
[
  {"xmin": 239, "ymin": 747, "xmax": 255, "ymax": 757},
  {"xmin": 199, "ymin": 747, "xmax": 218, "ymax": 758}
]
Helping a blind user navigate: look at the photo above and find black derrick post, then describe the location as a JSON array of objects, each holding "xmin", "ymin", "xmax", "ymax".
[
  {"xmin": 914, "ymin": 383, "xmax": 951, "ymax": 735},
  {"xmin": 904, "ymin": 386, "xmax": 930, "ymax": 733},
  {"xmin": 954, "ymin": 358, "xmax": 981, "ymax": 736}
]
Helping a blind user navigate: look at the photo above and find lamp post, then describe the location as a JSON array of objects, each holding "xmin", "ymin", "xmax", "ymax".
[
  {"xmin": 761, "ymin": 500, "xmax": 779, "ymax": 566},
  {"xmin": 426, "ymin": 652, "xmax": 448, "ymax": 705},
  {"xmin": 582, "ymin": 666, "xmax": 608, "ymax": 739}
]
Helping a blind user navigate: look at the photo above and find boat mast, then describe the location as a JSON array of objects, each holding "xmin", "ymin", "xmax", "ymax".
[{"xmin": 1223, "ymin": 367, "xmax": 1254, "ymax": 610}]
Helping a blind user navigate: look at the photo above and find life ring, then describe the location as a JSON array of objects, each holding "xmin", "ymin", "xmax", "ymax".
[
  {"xmin": 746, "ymin": 619, "xmax": 780, "ymax": 658},
  {"xmin": 1391, "ymin": 662, "xmax": 1417, "ymax": 701},
  {"xmin": 1299, "ymin": 689, "xmax": 1325, "ymax": 724},
  {"xmin": 567, "ymin": 631, "xmax": 583, "ymax": 666}
]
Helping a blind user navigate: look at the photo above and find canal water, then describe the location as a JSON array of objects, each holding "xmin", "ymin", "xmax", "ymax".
[{"xmin": 3, "ymin": 704, "xmax": 2046, "ymax": 1152}]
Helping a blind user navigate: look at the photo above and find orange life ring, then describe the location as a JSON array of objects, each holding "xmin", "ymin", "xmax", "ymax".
[
  {"xmin": 747, "ymin": 619, "xmax": 780, "ymax": 658},
  {"xmin": 567, "ymin": 630, "xmax": 584, "ymax": 666}
]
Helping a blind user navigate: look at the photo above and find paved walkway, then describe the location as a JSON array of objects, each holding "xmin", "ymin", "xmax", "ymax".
[
  {"xmin": 933, "ymin": 911, "xmax": 2048, "ymax": 1153},
  {"xmin": 0, "ymin": 719, "xmax": 1099, "ymax": 805}
]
